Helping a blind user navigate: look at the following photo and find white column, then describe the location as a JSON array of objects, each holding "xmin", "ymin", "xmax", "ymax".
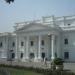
[
  {"xmin": 38, "ymin": 35, "xmax": 41, "ymax": 59},
  {"xmin": 33, "ymin": 36, "xmax": 38, "ymax": 62},
  {"xmin": 21, "ymin": 37, "xmax": 26, "ymax": 62},
  {"xmin": 34, "ymin": 51, "xmax": 38, "ymax": 62},
  {"xmin": 15, "ymin": 35, "xmax": 18, "ymax": 61},
  {"xmin": 57, "ymin": 35, "xmax": 61, "ymax": 58},
  {"xmin": 26, "ymin": 36, "xmax": 29, "ymax": 59},
  {"xmin": 51, "ymin": 34, "xmax": 55, "ymax": 60}
]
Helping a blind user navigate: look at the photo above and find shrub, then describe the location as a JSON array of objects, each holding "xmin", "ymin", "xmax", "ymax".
[
  {"xmin": 0, "ymin": 64, "xmax": 75, "ymax": 75},
  {"xmin": 53, "ymin": 58, "xmax": 64, "ymax": 65}
]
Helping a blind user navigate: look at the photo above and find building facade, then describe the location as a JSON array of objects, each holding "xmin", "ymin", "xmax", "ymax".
[{"xmin": 0, "ymin": 15, "xmax": 75, "ymax": 62}]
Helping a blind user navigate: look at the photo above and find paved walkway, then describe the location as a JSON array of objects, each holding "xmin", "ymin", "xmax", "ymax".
[{"xmin": 64, "ymin": 63, "xmax": 75, "ymax": 72}]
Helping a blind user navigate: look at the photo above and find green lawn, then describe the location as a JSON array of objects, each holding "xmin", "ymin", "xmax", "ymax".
[{"xmin": 0, "ymin": 67, "xmax": 43, "ymax": 75}]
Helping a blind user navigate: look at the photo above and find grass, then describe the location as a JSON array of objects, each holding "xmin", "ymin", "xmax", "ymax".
[{"xmin": 0, "ymin": 67, "xmax": 43, "ymax": 75}]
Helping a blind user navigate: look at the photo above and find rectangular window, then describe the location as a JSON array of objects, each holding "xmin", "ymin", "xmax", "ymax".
[
  {"xmin": 41, "ymin": 52, "xmax": 45, "ymax": 60},
  {"xmin": 41, "ymin": 40, "xmax": 44, "ymax": 46},
  {"xmin": 30, "ymin": 53, "xmax": 34, "ymax": 59},
  {"xmin": 21, "ymin": 53, "xmax": 23, "ymax": 58},
  {"xmin": 64, "ymin": 38, "xmax": 68, "ymax": 45},
  {"xmin": 68, "ymin": 24, "xmax": 71, "ymax": 26},
  {"xmin": 0, "ymin": 42, "xmax": 2, "ymax": 47},
  {"xmin": 30, "ymin": 41, "xmax": 34, "ymax": 46},
  {"xmin": 11, "ymin": 53, "xmax": 15, "ymax": 59},
  {"xmin": 21, "ymin": 42, "xmax": 24, "ymax": 46},
  {"xmin": 64, "ymin": 52, "xmax": 69, "ymax": 59},
  {"xmin": 12, "ymin": 42, "xmax": 15, "ymax": 47}
]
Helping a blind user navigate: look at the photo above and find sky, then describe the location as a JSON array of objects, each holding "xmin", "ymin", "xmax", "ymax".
[{"xmin": 0, "ymin": 0, "xmax": 75, "ymax": 32}]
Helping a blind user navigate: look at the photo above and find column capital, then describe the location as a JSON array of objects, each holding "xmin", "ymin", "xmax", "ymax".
[
  {"xmin": 38, "ymin": 35, "xmax": 41, "ymax": 38},
  {"xmin": 51, "ymin": 34, "xmax": 55, "ymax": 40}
]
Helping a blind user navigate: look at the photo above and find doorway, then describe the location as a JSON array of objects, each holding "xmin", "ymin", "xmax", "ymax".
[{"xmin": 41, "ymin": 52, "xmax": 45, "ymax": 60}]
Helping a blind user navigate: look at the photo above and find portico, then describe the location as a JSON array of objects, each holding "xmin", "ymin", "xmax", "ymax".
[
  {"xmin": 15, "ymin": 33, "xmax": 59, "ymax": 62},
  {"xmin": 14, "ymin": 22, "xmax": 60, "ymax": 62}
]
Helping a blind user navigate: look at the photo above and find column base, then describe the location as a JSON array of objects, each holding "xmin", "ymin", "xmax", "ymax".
[
  {"xmin": 14, "ymin": 56, "xmax": 19, "ymax": 62},
  {"xmin": 21, "ymin": 58, "xmax": 26, "ymax": 62},
  {"xmin": 51, "ymin": 57, "xmax": 55, "ymax": 60},
  {"xmin": 37, "ymin": 57, "xmax": 42, "ymax": 62},
  {"xmin": 34, "ymin": 57, "xmax": 38, "ymax": 62},
  {"xmin": 25, "ymin": 57, "xmax": 29, "ymax": 62}
]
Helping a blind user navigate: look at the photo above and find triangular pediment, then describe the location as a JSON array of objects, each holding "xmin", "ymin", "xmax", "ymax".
[{"xmin": 17, "ymin": 23, "xmax": 51, "ymax": 32}]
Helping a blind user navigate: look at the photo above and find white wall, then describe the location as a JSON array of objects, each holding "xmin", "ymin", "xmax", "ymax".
[
  {"xmin": 61, "ymin": 31, "xmax": 75, "ymax": 62},
  {"xmin": 18, "ymin": 35, "xmax": 51, "ymax": 60},
  {"xmin": 0, "ymin": 36, "xmax": 8, "ymax": 59}
]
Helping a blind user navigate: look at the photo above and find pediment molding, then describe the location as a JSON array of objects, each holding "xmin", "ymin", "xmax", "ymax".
[{"xmin": 16, "ymin": 23, "xmax": 52, "ymax": 33}]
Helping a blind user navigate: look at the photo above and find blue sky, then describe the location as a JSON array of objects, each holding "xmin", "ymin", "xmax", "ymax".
[{"xmin": 0, "ymin": 0, "xmax": 75, "ymax": 32}]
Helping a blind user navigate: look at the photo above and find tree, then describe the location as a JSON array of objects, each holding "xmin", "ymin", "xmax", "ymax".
[{"xmin": 5, "ymin": 0, "xmax": 14, "ymax": 4}]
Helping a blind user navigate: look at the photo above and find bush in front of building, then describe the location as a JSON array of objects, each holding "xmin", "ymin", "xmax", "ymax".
[
  {"xmin": 51, "ymin": 58, "xmax": 64, "ymax": 70},
  {"xmin": 0, "ymin": 64, "xmax": 75, "ymax": 75},
  {"xmin": 53, "ymin": 58, "xmax": 64, "ymax": 65}
]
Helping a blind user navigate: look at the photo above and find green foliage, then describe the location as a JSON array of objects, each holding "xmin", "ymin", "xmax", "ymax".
[
  {"xmin": 51, "ymin": 58, "xmax": 64, "ymax": 70},
  {"xmin": 53, "ymin": 58, "xmax": 64, "ymax": 65},
  {"xmin": 5, "ymin": 0, "xmax": 14, "ymax": 4},
  {"xmin": 0, "ymin": 64, "xmax": 75, "ymax": 75},
  {"xmin": 0, "ymin": 67, "xmax": 10, "ymax": 75}
]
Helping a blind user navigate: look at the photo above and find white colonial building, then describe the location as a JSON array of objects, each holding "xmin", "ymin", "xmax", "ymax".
[{"xmin": 0, "ymin": 15, "xmax": 75, "ymax": 62}]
